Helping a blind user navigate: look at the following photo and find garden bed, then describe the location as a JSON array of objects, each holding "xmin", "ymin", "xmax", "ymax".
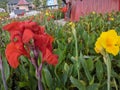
[{"xmin": 0, "ymin": 11, "xmax": 120, "ymax": 90}]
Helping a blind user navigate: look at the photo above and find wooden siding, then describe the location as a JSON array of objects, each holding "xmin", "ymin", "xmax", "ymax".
[
  {"xmin": 70, "ymin": 0, "xmax": 119, "ymax": 21},
  {"xmin": 79, "ymin": 0, "xmax": 119, "ymax": 14}
]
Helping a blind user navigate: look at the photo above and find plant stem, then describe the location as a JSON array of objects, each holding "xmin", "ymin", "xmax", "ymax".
[
  {"xmin": 0, "ymin": 56, "xmax": 8, "ymax": 90},
  {"xmin": 103, "ymin": 53, "xmax": 111, "ymax": 90},
  {"xmin": 38, "ymin": 74, "xmax": 43, "ymax": 90},
  {"xmin": 113, "ymin": 78, "xmax": 118, "ymax": 90},
  {"xmin": 72, "ymin": 27, "xmax": 80, "ymax": 80},
  {"xmin": 106, "ymin": 56, "xmax": 111, "ymax": 90},
  {"xmin": 72, "ymin": 28, "xmax": 78, "ymax": 60},
  {"xmin": 37, "ymin": 63, "xmax": 43, "ymax": 90},
  {"xmin": 31, "ymin": 47, "xmax": 43, "ymax": 90}
]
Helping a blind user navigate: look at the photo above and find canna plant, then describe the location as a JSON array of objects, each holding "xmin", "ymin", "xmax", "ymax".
[
  {"xmin": 94, "ymin": 30, "xmax": 120, "ymax": 90},
  {"xmin": 1, "ymin": 11, "xmax": 120, "ymax": 89},
  {"xmin": 3, "ymin": 20, "xmax": 58, "ymax": 90}
]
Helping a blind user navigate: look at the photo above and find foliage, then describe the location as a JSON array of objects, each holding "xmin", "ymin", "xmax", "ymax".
[
  {"xmin": 0, "ymin": 12, "xmax": 9, "ymax": 20},
  {"xmin": 33, "ymin": 0, "xmax": 41, "ymax": 9},
  {"xmin": 1, "ymin": 11, "xmax": 120, "ymax": 90},
  {"xmin": 0, "ymin": 1, "xmax": 7, "ymax": 10}
]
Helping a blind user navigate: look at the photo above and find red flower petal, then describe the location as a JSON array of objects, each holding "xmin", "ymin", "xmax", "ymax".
[
  {"xmin": 60, "ymin": 6, "xmax": 68, "ymax": 13},
  {"xmin": 10, "ymin": 31, "xmax": 22, "ymax": 41},
  {"xmin": 42, "ymin": 48, "xmax": 58, "ymax": 66},
  {"xmin": 38, "ymin": 26, "xmax": 45, "ymax": 34},
  {"xmin": 46, "ymin": 34, "xmax": 54, "ymax": 51},
  {"xmin": 51, "ymin": 15, "xmax": 54, "ymax": 19},
  {"xmin": 24, "ymin": 21, "xmax": 40, "ymax": 32},
  {"xmin": 5, "ymin": 42, "xmax": 21, "ymax": 68},
  {"xmin": 34, "ymin": 34, "xmax": 54, "ymax": 53},
  {"xmin": 15, "ymin": 41, "xmax": 30, "ymax": 58},
  {"xmin": 22, "ymin": 29, "xmax": 34, "ymax": 43},
  {"xmin": 34, "ymin": 35, "xmax": 47, "ymax": 53},
  {"xmin": 3, "ymin": 22, "xmax": 21, "ymax": 31},
  {"xmin": 5, "ymin": 42, "xmax": 29, "ymax": 68}
]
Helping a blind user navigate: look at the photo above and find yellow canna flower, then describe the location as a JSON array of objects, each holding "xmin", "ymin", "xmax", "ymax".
[
  {"xmin": 108, "ymin": 13, "xmax": 112, "ymax": 17},
  {"xmin": 45, "ymin": 12, "xmax": 49, "ymax": 16},
  {"xmin": 109, "ymin": 17, "xmax": 114, "ymax": 21},
  {"xmin": 94, "ymin": 30, "xmax": 120, "ymax": 56},
  {"xmin": 68, "ymin": 22, "xmax": 75, "ymax": 28},
  {"xmin": 94, "ymin": 37, "xmax": 103, "ymax": 53},
  {"xmin": 92, "ymin": 11, "xmax": 96, "ymax": 14},
  {"xmin": 117, "ymin": 36, "xmax": 120, "ymax": 47}
]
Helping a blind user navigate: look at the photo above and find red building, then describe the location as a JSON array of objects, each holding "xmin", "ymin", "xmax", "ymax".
[{"xmin": 69, "ymin": 0, "xmax": 120, "ymax": 21}]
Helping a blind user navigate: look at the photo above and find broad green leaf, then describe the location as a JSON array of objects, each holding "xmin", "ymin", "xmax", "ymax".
[
  {"xmin": 82, "ymin": 31, "xmax": 88, "ymax": 42},
  {"xmin": 0, "ymin": 85, "xmax": 4, "ymax": 90},
  {"xmin": 70, "ymin": 76, "xmax": 86, "ymax": 90},
  {"xmin": 87, "ymin": 84, "xmax": 99, "ymax": 90},
  {"xmin": 2, "ymin": 57, "xmax": 10, "ymax": 80},
  {"xmin": 55, "ymin": 87, "xmax": 62, "ymax": 90},
  {"xmin": 86, "ymin": 59, "xmax": 94, "ymax": 72},
  {"xmin": 80, "ymin": 53, "xmax": 92, "ymax": 82},
  {"xmin": 95, "ymin": 60, "xmax": 103, "ymax": 81},
  {"xmin": 42, "ymin": 68, "xmax": 53, "ymax": 89},
  {"xmin": 71, "ymin": 63, "xmax": 78, "ymax": 77},
  {"xmin": 64, "ymin": 63, "xmax": 69, "ymax": 73},
  {"xmin": 62, "ymin": 63, "xmax": 70, "ymax": 85},
  {"xmin": 19, "ymin": 81, "xmax": 29, "ymax": 87},
  {"xmin": 89, "ymin": 76, "xmax": 95, "ymax": 85},
  {"xmin": 62, "ymin": 72, "xmax": 68, "ymax": 85}
]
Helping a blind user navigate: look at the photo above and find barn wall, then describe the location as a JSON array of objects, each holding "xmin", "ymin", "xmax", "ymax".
[
  {"xmin": 70, "ymin": 0, "xmax": 119, "ymax": 21},
  {"xmin": 79, "ymin": 0, "xmax": 119, "ymax": 15}
]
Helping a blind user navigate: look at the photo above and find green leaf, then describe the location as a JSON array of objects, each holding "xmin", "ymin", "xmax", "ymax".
[
  {"xmin": 55, "ymin": 87, "xmax": 62, "ymax": 90},
  {"xmin": 2, "ymin": 57, "xmax": 10, "ymax": 80},
  {"xmin": 95, "ymin": 60, "xmax": 103, "ymax": 81},
  {"xmin": 42, "ymin": 68, "xmax": 53, "ymax": 89},
  {"xmin": 0, "ymin": 85, "xmax": 4, "ymax": 90},
  {"xmin": 64, "ymin": 63, "xmax": 69, "ymax": 73},
  {"xmin": 19, "ymin": 81, "xmax": 29, "ymax": 87},
  {"xmin": 86, "ymin": 59, "xmax": 94, "ymax": 72},
  {"xmin": 62, "ymin": 63, "xmax": 70, "ymax": 85},
  {"xmin": 89, "ymin": 76, "xmax": 95, "ymax": 85},
  {"xmin": 70, "ymin": 76, "xmax": 86, "ymax": 90},
  {"xmin": 82, "ymin": 31, "xmax": 88, "ymax": 41},
  {"xmin": 87, "ymin": 83, "xmax": 99, "ymax": 90},
  {"xmin": 62, "ymin": 72, "xmax": 68, "ymax": 85},
  {"xmin": 70, "ymin": 63, "xmax": 78, "ymax": 77},
  {"xmin": 80, "ymin": 53, "xmax": 92, "ymax": 82}
]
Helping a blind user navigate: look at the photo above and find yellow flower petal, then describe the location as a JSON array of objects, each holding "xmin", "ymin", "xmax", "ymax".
[
  {"xmin": 94, "ymin": 30, "xmax": 120, "ymax": 56},
  {"xmin": 94, "ymin": 38, "xmax": 103, "ymax": 53},
  {"xmin": 117, "ymin": 36, "xmax": 120, "ymax": 47},
  {"xmin": 106, "ymin": 45, "xmax": 119, "ymax": 56}
]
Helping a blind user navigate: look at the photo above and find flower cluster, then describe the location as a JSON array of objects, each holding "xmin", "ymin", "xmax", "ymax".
[
  {"xmin": 3, "ymin": 21, "xmax": 58, "ymax": 68},
  {"xmin": 45, "ymin": 10, "xmax": 54, "ymax": 21},
  {"xmin": 60, "ymin": 6, "xmax": 68, "ymax": 13},
  {"xmin": 94, "ymin": 30, "xmax": 120, "ymax": 56},
  {"xmin": 68, "ymin": 22, "xmax": 75, "ymax": 28}
]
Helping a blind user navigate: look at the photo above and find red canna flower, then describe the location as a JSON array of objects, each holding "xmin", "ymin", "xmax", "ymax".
[
  {"xmin": 47, "ymin": 15, "xmax": 55, "ymax": 21},
  {"xmin": 51, "ymin": 15, "xmax": 54, "ymax": 19},
  {"xmin": 3, "ymin": 21, "xmax": 58, "ymax": 68},
  {"xmin": 3, "ymin": 22, "xmax": 21, "ymax": 32},
  {"xmin": 42, "ymin": 48, "xmax": 58, "ymax": 66},
  {"xmin": 60, "ymin": 6, "xmax": 68, "ymax": 13},
  {"xmin": 22, "ymin": 29, "xmax": 34, "ymax": 43},
  {"xmin": 5, "ymin": 42, "xmax": 29, "ymax": 68}
]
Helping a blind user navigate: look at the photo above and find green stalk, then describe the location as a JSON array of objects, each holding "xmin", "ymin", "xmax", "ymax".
[
  {"xmin": 103, "ymin": 53, "xmax": 111, "ymax": 90},
  {"xmin": 113, "ymin": 78, "xmax": 118, "ymax": 90},
  {"xmin": 72, "ymin": 27, "xmax": 80, "ymax": 80},
  {"xmin": 72, "ymin": 27, "xmax": 78, "ymax": 60},
  {"xmin": 106, "ymin": 56, "xmax": 111, "ymax": 90},
  {"xmin": 0, "ymin": 55, "xmax": 8, "ymax": 90}
]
